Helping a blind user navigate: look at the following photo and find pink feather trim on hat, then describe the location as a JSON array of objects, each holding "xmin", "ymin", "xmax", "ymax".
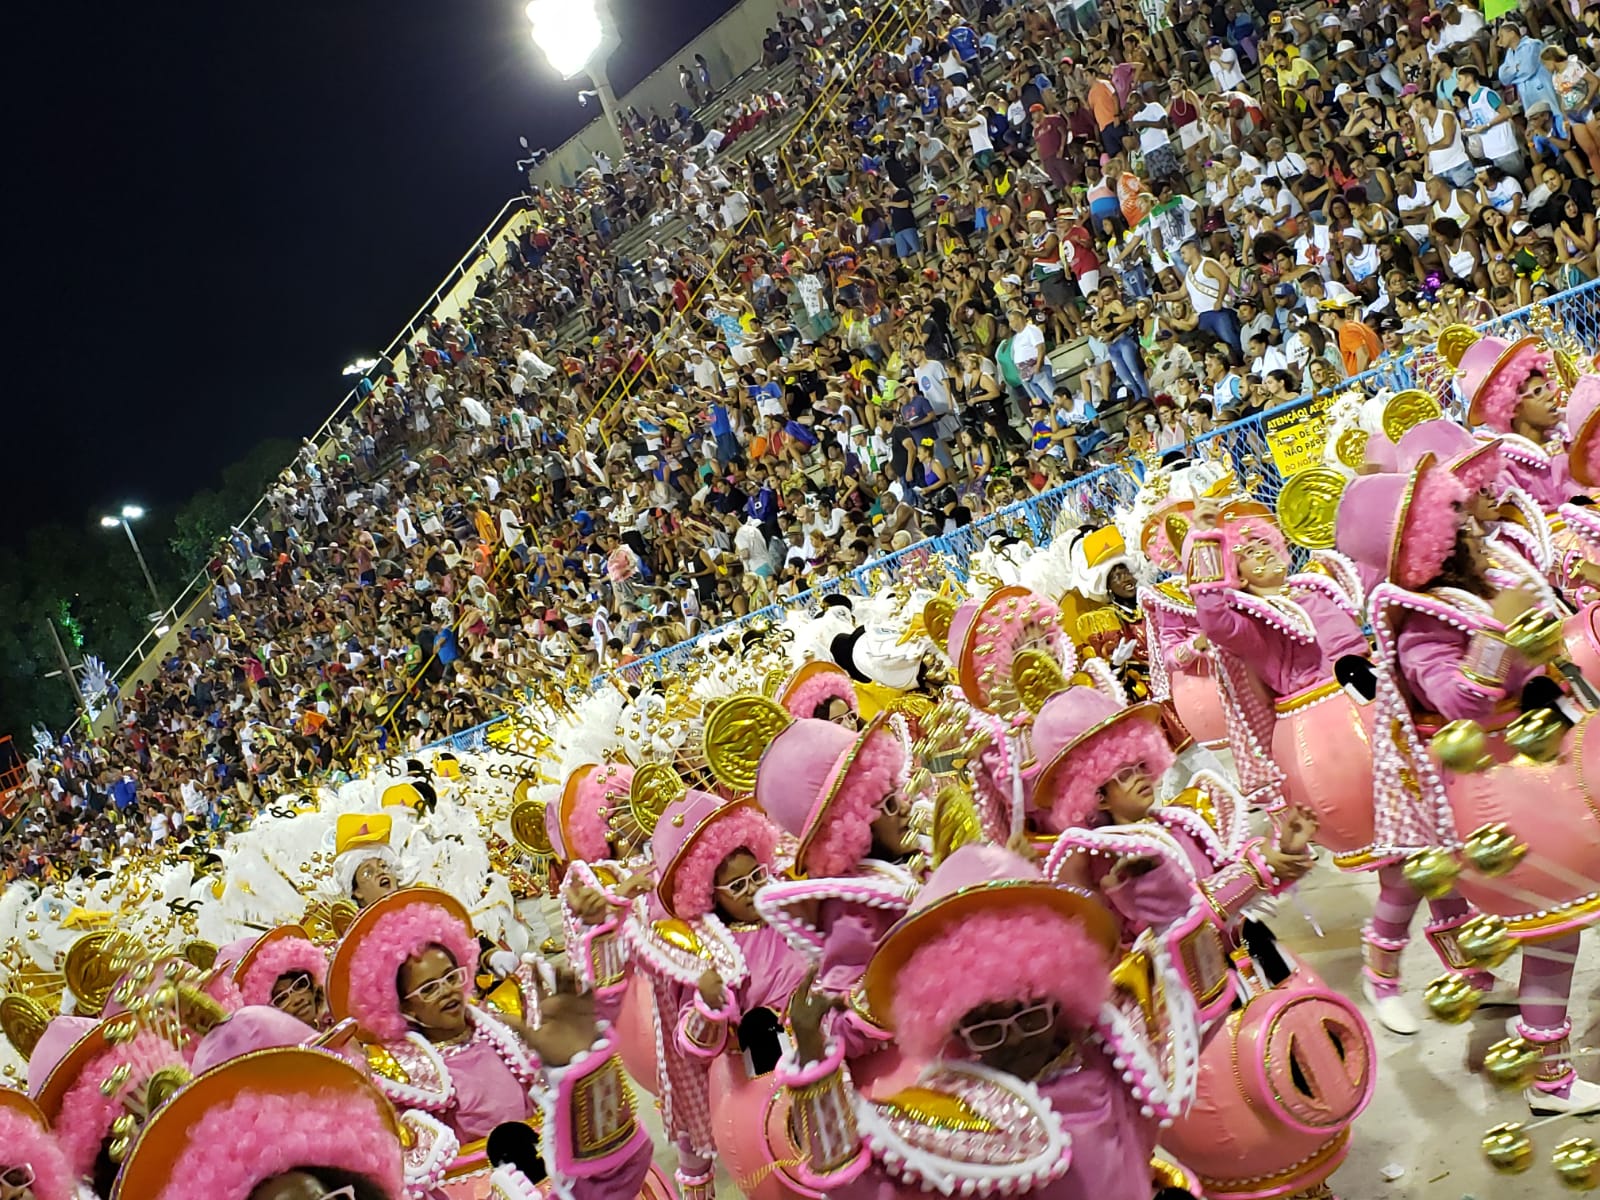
[
  {"xmin": 151, "ymin": 1082, "xmax": 404, "ymax": 1200},
  {"xmin": 566, "ymin": 765, "xmax": 632, "ymax": 862},
  {"xmin": 1475, "ymin": 349, "xmax": 1552, "ymax": 433},
  {"xmin": 1396, "ymin": 468, "xmax": 1468, "ymax": 590},
  {"xmin": 343, "ymin": 904, "xmax": 479, "ymax": 1041},
  {"xmin": 671, "ymin": 806, "xmax": 781, "ymax": 920},
  {"xmin": 238, "ymin": 936, "xmax": 329, "ymax": 1009},
  {"xmin": 891, "ymin": 908, "xmax": 1110, "ymax": 1061},
  {"xmin": 54, "ymin": 1032, "xmax": 184, "ymax": 1179},
  {"xmin": 1039, "ymin": 719, "xmax": 1175, "ymax": 834},
  {"xmin": 781, "ymin": 671, "xmax": 857, "ymax": 721},
  {"xmin": 0, "ymin": 1107, "xmax": 72, "ymax": 1200},
  {"xmin": 802, "ymin": 726, "xmax": 906, "ymax": 878}
]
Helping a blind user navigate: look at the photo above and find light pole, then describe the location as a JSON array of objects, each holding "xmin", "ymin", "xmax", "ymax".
[
  {"xmin": 526, "ymin": 0, "xmax": 626, "ymax": 166},
  {"xmin": 100, "ymin": 505, "xmax": 161, "ymax": 609}
]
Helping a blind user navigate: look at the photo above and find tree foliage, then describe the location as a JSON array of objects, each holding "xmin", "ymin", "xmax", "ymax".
[{"xmin": 0, "ymin": 437, "xmax": 295, "ymax": 742}]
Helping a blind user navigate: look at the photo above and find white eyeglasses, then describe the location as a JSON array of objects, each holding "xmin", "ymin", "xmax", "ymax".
[
  {"xmin": 715, "ymin": 863, "xmax": 770, "ymax": 899},
  {"xmin": 956, "ymin": 999, "xmax": 1059, "ymax": 1052},
  {"xmin": 1, "ymin": 1165, "xmax": 36, "ymax": 1193},
  {"xmin": 319, "ymin": 1188, "xmax": 357, "ymax": 1200},
  {"xmin": 878, "ymin": 792, "xmax": 913, "ymax": 819},
  {"xmin": 271, "ymin": 973, "xmax": 315, "ymax": 1002},
  {"xmin": 403, "ymin": 965, "xmax": 470, "ymax": 1004}
]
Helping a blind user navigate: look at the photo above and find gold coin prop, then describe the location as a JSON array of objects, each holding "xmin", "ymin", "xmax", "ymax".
[
  {"xmin": 1276, "ymin": 467, "xmax": 1350, "ymax": 549},
  {"xmin": 1381, "ymin": 389, "xmax": 1444, "ymax": 442},
  {"xmin": 510, "ymin": 800, "xmax": 554, "ymax": 857},
  {"xmin": 0, "ymin": 992, "xmax": 52, "ymax": 1059},
  {"xmin": 1011, "ymin": 648, "xmax": 1068, "ymax": 716},
  {"xmin": 629, "ymin": 762, "xmax": 686, "ymax": 836},
  {"xmin": 702, "ymin": 694, "xmax": 791, "ymax": 793}
]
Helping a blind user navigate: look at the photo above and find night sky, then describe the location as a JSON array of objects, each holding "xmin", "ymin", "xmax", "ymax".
[{"xmin": 8, "ymin": 0, "xmax": 739, "ymax": 537}]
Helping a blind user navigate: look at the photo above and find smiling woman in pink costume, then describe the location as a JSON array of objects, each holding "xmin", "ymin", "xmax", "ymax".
[
  {"xmin": 630, "ymin": 782, "xmax": 810, "ymax": 1200},
  {"xmin": 778, "ymin": 842, "xmax": 1201, "ymax": 1200},
  {"xmin": 0, "ymin": 1088, "xmax": 72, "ymax": 1200},
  {"xmin": 1444, "ymin": 325, "xmax": 1579, "ymax": 511},
  {"xmin": 326, "ymin": 886, "xmax": 657, "ymax": 1199},
  {"xmin": 1337, "ymin": 454, "xmax": 1600, "ymax": 1114},
  {"xmin": 1182, "ymin": 498, "xmax": 1376, "ymax": 850}
]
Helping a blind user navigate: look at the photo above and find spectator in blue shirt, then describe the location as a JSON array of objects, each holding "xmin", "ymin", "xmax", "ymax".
[{"xmin": 1497, "ymin": 21, "xmax": 1565, "ymax": 136}]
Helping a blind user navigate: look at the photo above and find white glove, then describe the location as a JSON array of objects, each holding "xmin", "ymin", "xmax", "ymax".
[
  {"xmin": 1110, "ymin": 638, "xmax": 1137, "ymax": 667},
  {"xmin": 489, "ymin": 949, "xmax": 520, "ymax": 978}
]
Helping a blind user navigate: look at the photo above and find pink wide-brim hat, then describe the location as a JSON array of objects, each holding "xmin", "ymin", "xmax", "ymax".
[
  {"xmin": 861, "ymin": 844, "xmax": 1118, "ymax": 1054},
  {"xmin": 1396, "ymin": 419, "xmax": 1502, "ymax": 492},
  {"xmin": 1567, "ymin": 374, "xmax": 1600, "ymax": 488},
  {"xmin": 190, "ymin": 1006, "xmax": 323, "ymax": 1075},
  {"xmin": 548, "ymin": 761, "xmax": 636, "ymax": 862},
  {"xmin": 26, "ymin": 1016, "xmax": 97, "ymax": 1097},
  {"xmin": 754, "ymin": 714, "xmax": 904, "ymax": 878},
  {"xmin": 651, "ymin": 789, "xmax": 780, "ymax": 919},
  {"xmin": 1364, "ymin": 430, "xmax": 1399, "ymax": 473},
  {"xmin": 1458, "ymin": 334, "xmax": 1546, "ymax": 430},
  {"xmin": 1335, "ymin": 455, "xmax": 1467, "ymax": 590},
  {"xmin": 948, "ymin": 587, "xmax": 1068, "ymax": 713},
  {"xmin": 1031, "ymin": 689, "xmax": 1172, "ymax": 833},
  {"xmin": 777, "ymin": 661, "xmax": 858, "ymax": 720}
]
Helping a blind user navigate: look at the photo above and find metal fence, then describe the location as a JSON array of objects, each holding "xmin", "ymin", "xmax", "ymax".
[{"xmin": 414, "ymin": 277, "xmax": 1600, "ymax": 748}]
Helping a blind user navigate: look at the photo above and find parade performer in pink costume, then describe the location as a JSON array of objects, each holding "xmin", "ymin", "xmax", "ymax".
[
  {"xmin": 0, "ymin": 1088, "xmax": 73, "ymax": 1200},
  {"xmin": 776, "ymin": 660, "xmax": 862, "ymax": 727},
  {"xmin": 232, "ymin": 923, "xmax": 332, "ymax": 1031},
  {"xmin": 1446, "ymin": 325, "xmax": 1579, "ymax": 510},
  {"xmin": 930, "ymin": 585, "xmax": 1080, "ymax": 841},
  {"xmin": 629, "ymin": 784, "xmax": 810, "ymax": 1200},
  {"xmin": 1183, "ymin": 499, "xmax": 1377, "ymax": 847},
  {"xmin": 549, "ymin": 762, "xmax": 646, "ymax": 1009},
  {"xmin": 1030, "ymin": 683, "xmax": 1378, "ymax": 1200},
  {"xmin": 1338, "ymin": 454, "xmax": 1600, "ymax": 1113},
  {"xmin": 697, "ymin": 695, "xmax": 920, "ymax": 1054},
  {"xmin": 28, "ymin": 1012, "xmax": 192, "ymax": 1199},
  {"xmin": 778, "ymin": 843, "xmax": 1200, "ymax": 1200},
  {"xmin": 107, "ymin": 1046, "xmax": 410, "ymax": 1200},
  {"xmin": 326, "ymin": 886, "xmax": 656, "ymax": 1198}
]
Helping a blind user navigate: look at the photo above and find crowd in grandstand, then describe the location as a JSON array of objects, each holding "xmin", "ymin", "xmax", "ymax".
[{"xmin": 8, "ymin": 0, "xmax": 1600, "ymax": 879}]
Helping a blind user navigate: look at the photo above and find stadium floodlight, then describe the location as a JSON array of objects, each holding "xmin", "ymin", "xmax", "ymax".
[
  {"xmin": 100, "ymin": 516, "xmax": 120, "ymax": 528},
  {"xmin": 527, "ymin": 0, "xmax": 603, "ymax": 79},
  {"xmin": 120, "ymin": 505, "xmax": 144, "ymax": 520},
  {"xmin": 341, "ymin": 357, "xmax": 380, "ymax": 376}
]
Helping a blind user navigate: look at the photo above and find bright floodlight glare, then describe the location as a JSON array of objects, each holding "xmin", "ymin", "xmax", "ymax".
[
  {"xmin": 154, "ymin": 624, "xmax": 171, "ymax": 637},
  {"xmin": 100, "ymin": 516, "xmax": 120, "ymax": 528},
  {"xmin": 121, "ymin": 505, "xmax": 145, "ymax": 520},
  {"xmin": 527, "ymin": 0, "xmax": 603, "ymax": 79},
  {"xmin": 340, "ymin": 357, "xmax": 380, "ymax": 376}
]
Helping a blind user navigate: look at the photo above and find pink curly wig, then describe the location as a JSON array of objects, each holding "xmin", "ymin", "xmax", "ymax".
[
  {"xmin": 0, "ymin": 1107, "xmax": 72, "ymax": 1200},
  {"xmin": 204, "ymin": 971, "xmax": 245, "ymax": 1014},
  {"xmin": 239, "ymin": 935, "xmax": 329, "ymax": 1009},
  {"xmin": 782, "ymin": 672, "xmax": 857, "ymax": 721},
  {"xmin": 891, "ymin": 908, "xmax": 1111, "ymax": 1061},
  {"xmin": 343, "ymin": 904, "xmax": 479, "ymax": 1041},
  {"xmin": 1397, "ymin": 467, "xmax": 1469, "ymax": 590},
  {"xmin": 53, "ymin": 1032, "xmax": 183, "ymax": 1179},
  {"xmin": 802, "ymin": 726, "xmax": 906, "ymax": 878},
  {"xmin": 671, "ymin": 807, "xmax": 781, "ymax": 920},
  {"xmin": 1475, "ymin": 349, "xmax": 1553, "ymax": 433},
  {"xmin": 151, "ymin": 1085, "xmax": 403, "ymax": 1200},
  {"xmin": 1039, "ymin": 719, "xmax": 1175, "ymax": 835},
  {"xmin": 565, "ymin": 768, "xmax": 619, "ymax": 863}
]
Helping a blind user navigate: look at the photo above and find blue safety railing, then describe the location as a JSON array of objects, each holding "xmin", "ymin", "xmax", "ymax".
[{"xmin": 423, "ymin": 278, "xmax": 1600, "ymax": 748}]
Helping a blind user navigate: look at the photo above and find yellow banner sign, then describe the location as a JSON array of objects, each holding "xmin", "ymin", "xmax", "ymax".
[{"xmin": 1264, "ymin": 393, "xmax": 1338, "ymax": 478}]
